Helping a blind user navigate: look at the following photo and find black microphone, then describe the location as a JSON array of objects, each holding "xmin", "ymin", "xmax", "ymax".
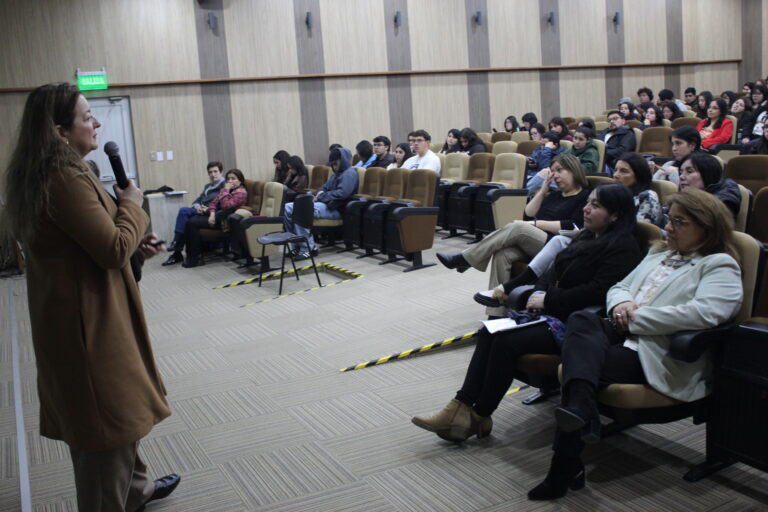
[{"xmin": 104, "ymin": 141, "xmax": 129, "ymax": 189}]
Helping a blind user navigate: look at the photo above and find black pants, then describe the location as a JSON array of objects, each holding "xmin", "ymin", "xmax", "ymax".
[
  {"xmin": 555, "ymin": 310, "xmax": 648, "ymax": 457},
  {"xmin": 455, "ymin": 322, "xmax": 559, "ymax": 417},
  {"xmin": 184, "ymin": 210, "xmax": 231, "ymax": 261}
]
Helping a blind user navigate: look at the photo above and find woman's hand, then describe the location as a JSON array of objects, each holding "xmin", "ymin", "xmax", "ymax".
[
  {"xmin": 612, "ymin": 301, "xmax": 639, "ymax": 331},
  {"xmin": 526, "ymin": 292, "xmax": 545, "ymax": 312},
  {"xmin": 136, "ymin": 232, "xmax": 164, "ymax": 261},
  {"xmin": 540, "ymin": 171, "xmax": 553, "ymax": 192},
  {"xmin": 224, "ymin": 181, "xmax": 233, "ymax": 190},
  {"xmin": 114, "ymin": 179, "xmax": 144, "ymax": 207},
  {"xmin": 544, "ymin": 141, "xmax": 557, "ymax": 150},
  {"xmin": 537, "ymin": 168, "xmax": 550, "ymax": 179},
  {"xmin": 742, "ymin": 137, "xmax": 750, "ymax": 145},
  {"xmin": 195, "ymin": 205, "xmax": 206, "ymax": 214},
  {"xmin": 208, "ymin": 212, "xmax": 216, "ymax": 226}
]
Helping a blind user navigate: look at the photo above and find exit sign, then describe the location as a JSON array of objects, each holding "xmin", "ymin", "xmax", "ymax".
[{"xmin": 76, "ymin": 68, "xmax": 108, "ymax": 91}]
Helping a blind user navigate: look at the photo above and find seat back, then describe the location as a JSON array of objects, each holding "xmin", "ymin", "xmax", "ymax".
[
  {"xmin": 735, "ymin": 184, "xmax": 751, "ymax": 232},
  {"xmin": 671, "ymin": 117, "xmax": 699, "ymax": 129},
  {"xmin": 380, "ymin": 168, "xmax": 408, "ymax": 199},
  {"xmin": 477, "ymin": 132, "xmax": 492, "ymax": 143},
  {"xmin": 466, "ymin": 153, "xmax": 496, "ymax": 182},
  {"xmin": 595, "ymin": 121, "xmax": 609, "ymax": 131},
  {"xmin": 516, "ymin": 140, "xmax": 539, "ymax": 156},
  {"xmin": 359, "ymin": 166, "xmax": 386, "ymax": 196},
  {"xmin": 636, "ymin": 221, "xmax": 663, "ymax": 252},
  {"xmin": 242, "ymin": 180, "xmax": 266, "ymax": 213},
  {"xmin": 651, "ymin": 179, "xmax": 678, "ymax": 205},
  {"xmin": 587, "ymin": 175, "xmax": 613, "ymax": 189},
  {"xmin": 491, "ymin": 131, "xmax": 512, "ymax": 143},
  {"xmin": 490, "ymin": 153, "xmax": 526, "ymax": 188},
  {"xmin": 560, "ymin": 140, "xmax": 573, "ymax": 151},
  {"xmin": 443, "ymin": 153, "xmax": 469, "ymax": 182},
  {"xmin": 259, "ymin": 181, "xmax": 284, "ymax": 216},
  {"xmin": 732, "ymin": 232, "xmax": 762, "ymax": 322},
  {"xmin": 403, "ymin": 169, "xmax": 438, "ymax": 206},
  {"xmin": 437, "ymin": 152, "xmax": 446, "ymax": 173},
  {"xmin": 492, "ymin": 140, "xmax": 518, "ymax": 155},
  {"xmin": 430, "ymin": 142, "xmax": 443, "ymax": 153},
  {"xmin": 309, "ymin": 165, "xmax": 330, "ymax": 192},
  {"xmin": 724, "ymin": 155, "xmax": 768, "ymax": 195},
  {"xmin": 637, "ymin": 126, "xmax": 673, "ymax": 156},
  {"xmin": 626, "ymin": 119, "xmax": 641, "ymax": 129},
  {"xmin": 292, "ymin": 193, "xmax": 315, "ymax": 230},
  {"xmin": 511, "ymin": 131, "xmax": 531, "ymax": 144},
  {"xmin": 726, "ymin": 115, "xmax": 738, "ymax": 144},
  {"xmin": 483, "ymin": 141, "xmax": 494, "ymax": 153},
  {"xmin": 355, "ymin": 166, "xmax": 366, "ymax": 189},
  {"xmin": 633, "ymin": 127, "xmax": 643, "ymax": 152},
  {"xmin": 592, "ymin": 138, "xmax": 606, "ymax": 171},
  {"xmin": 747, "ymin": 186, "xmax": 768, "ymax": 244},
  {"xmin": 681, "ymin": 109, "xmax": 697, "ymax": 118}
]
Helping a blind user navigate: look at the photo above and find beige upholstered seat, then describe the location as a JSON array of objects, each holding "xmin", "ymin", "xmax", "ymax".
[
  {"xmin": 442, "ymin": 153, "xmax": 469, "ymax": 183},
  {"xmin": 515, "ymin": 140, "xmax": 539, "ymax": 157},
  {"xmin": 491, "ymin": 131, "xmax": 512, "ymax": 143},
  {"xmin": 651, "ymin": 179, "xmax": 678, "ymax": 205},
  {"xmin": 510, "ymin": 131, "xmax": 531, "ymax": 144},
  {"xmin": 592, "ymin": 138, "xmax": 606, "ymax": 171},
  {"xmin": 747, "ymin": 186, "xmax": 768, "ymax": 244},
  {"xmin": 488, "ymin": 153, "xmax": 526, "ymax": 189},
  {"xmin": 724, "ymin": 155, "xmax": 768, "ymax": 195},
  {"xmin": 492, "ymin": 140, "xmax": 518, "ymax": 155},
  {"xmin": 671, "ymin": 117, "xmax": 699, "ymax": 128},
  {"xmin": 637, "ymin": 126, "xmax": 673, "ymax": 156}
]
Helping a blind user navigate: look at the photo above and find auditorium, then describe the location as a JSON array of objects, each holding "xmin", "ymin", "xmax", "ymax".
[{"xmin": 1, "ymin": 1, "xmax": 768, "ymax": 510}]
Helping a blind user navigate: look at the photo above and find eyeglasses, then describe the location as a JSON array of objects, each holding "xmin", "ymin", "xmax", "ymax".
[
  {"xmin": 372, "ymin": 143, "xmax": 386, "ymax": 147},
  {"xmin": 668, "ymin": 217, "xmax": 693, "ymax": 228},
  {"xmin": 607, "ymin": 116, "xmax": 621, "ymax": 122}
]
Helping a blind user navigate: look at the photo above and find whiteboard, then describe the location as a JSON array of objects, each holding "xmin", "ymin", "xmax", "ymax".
[{"xmin": 83, "ymin": 97, "xmax": 139, "ymax": 192}]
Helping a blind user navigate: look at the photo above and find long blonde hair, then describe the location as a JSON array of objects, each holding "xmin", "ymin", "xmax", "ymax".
[{"xmin": 2, "ymin": 83, "xmax": 89, "ymax": 242}]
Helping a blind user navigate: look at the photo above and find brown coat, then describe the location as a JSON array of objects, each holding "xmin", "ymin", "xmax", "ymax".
[{"xmin": 26, "ymin": 167, "xmax": 170, "ymax": 451}]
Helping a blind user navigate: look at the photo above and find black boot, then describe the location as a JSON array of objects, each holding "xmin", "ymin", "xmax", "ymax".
[
  {"xmin": 527, "ymin": 452, "xmax": 585, "ymax": 500},
  {"xmin": 436, "ymin": 252, "xmax": 470, "ymax": 273},
  {"xmin": 555, "ymin": 379, "xmax": 601, "ymax": 443},
  {"xmin": 162, "ymin": 251, "xmax": 184, "ymax": 266},
  {"xmin": 501, "ymin": 267, "xmax": 537, "ymax": 294}
]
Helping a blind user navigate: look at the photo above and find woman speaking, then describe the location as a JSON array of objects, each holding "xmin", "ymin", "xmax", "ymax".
[{"xmin": 3, "ymin": 83, "xmax": 179, "ymax": 511}]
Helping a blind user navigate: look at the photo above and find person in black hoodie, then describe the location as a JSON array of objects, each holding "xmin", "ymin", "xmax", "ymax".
[
  {"xmin": 599, "ymin": 110, "xmax": 637, "ymax": 173},
  {"xmin": 458, "ymin": 127, "xmax": 487, "ymax": 155},
  {"xmin": 678, "ymin": 152, "xmax": 741, "ymax": 219},
  {"xmin": 412, "ymin": 183, "xmax": 643, "ymax": 442}
]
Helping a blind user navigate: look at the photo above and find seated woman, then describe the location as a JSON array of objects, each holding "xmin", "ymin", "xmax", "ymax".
[
  {"xmin": 661, "ymin": 101, "xmax": 683, "ymax": 122},
  {"xmin": 459, "ymin": 127, "xmax": 487, "ymax": 155},
  {"xmin": 529, "ymin": 189, "xmax": 742, "ymax": 500},
  {"xmin": 548, "ymin": 116, "xmax": 573, "ymax": 141},
  {"xmin": 741, "ymin": 118, "xmax": 768, "ymax": 155},
  {"xmin": 729, "ymin": 96, "xmax": 752, "ymax": 142},
  {"xmin": 528, "ymin": 122, "xmax": 546, "ymax": 142},
  {"xmin": 563, "ymin": 126, "xmax": 599, "ymax": 175},
  {"xmin": 577, "ymin": 118, "xmax": 596, "ymax": 131},
  {"xmin": 272, "ymin": 150, "xmax": 290, "ymax": 183},
  {"xmin": 720, "ymin": 90, "xmax": 737, "ymax": 108},
  {"xmin": 697, "ymin": 98, "xmax": 733, "ymax": 149},
  {"xmin": 414, "ymin": 183, "xmax": 643, "ymax": 442},
  {"xmin": 475, "ymin": 152, "xmax": 664, "ymax": 306},
  {"xmin": 651, "ymin": 125, "xmax": 702, "ymax": 185},
  {"xmin": 741, "ymin": 84, "xmax": 768, "ymax": 144},
  {"xmin": 503, "ymin": 115, "xmax": 521, "ymax": 132},
  {"xmin": 695, "ymin": 90, "xmax": 714, "ymax": 119},
  {"xmin": 283, "ymin": 155, "xmax": 309, "ymax": 202},
  {"xmin": 439, "ymin": 129, "xmax": 461, "ymax": 154},
  {"xmin": 182, "ymin": 168, "xmax": 248, "ymax": 268},
  {"xmin": 679, "ymin": 152, "xmax": 741, "ymax": 219},
  {"xmin": 639, "ymin": 104, "xmax": 664, "ymax": 130},
  {"xmin": 387, "ymin": 142, "xmax": 412, "ymax": 170},
  {"xmin": 436, "ymin": 154, "xmax": 590, "ymax": 316},
  {"xmin": 619, "ymin": 101, "xmax": 637, "ymax": 121}
]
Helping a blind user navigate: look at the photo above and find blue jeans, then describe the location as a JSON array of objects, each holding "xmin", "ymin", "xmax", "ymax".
[
  {"xmin": 283, "ymin": 201, "xmax": 341, "ymax": 251},
  {"xmin": 174, "ymin": 207, "xmax": 200, "ymax": 234}
]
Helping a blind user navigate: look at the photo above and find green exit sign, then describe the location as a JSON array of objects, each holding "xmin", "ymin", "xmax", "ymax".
[{"xmin": 76, "ymin": 68, "xmax": 108, "ymax": 91}]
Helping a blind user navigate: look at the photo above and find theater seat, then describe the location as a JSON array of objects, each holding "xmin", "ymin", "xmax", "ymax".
[
  {"xmin": 308, "ymin": 165, "xmax": 330, "ymax": 193},
  {"xmin": 747, "ymin": 186, "xmax": 768, "ymax": 244},
  {"xmin": 492, "ymin": 140, "xmax": 517, "ymax": 155},
  {"xmin": 473, "ymin": 153, "xmax": 528, "ymax": 236},
  {"xmin": 510, "ymin": 132, "xmax": 531, "ymax": 144},
  {"xmin": 515, "ymin": 140, "xmax": 539, "ymax": 157},
  {"xmin": 445, "ymin": 153, "xmax": 496, "ymax": 239},
  {"xmin": 491, "ymin": 131, "xmax": 512, "ymax": 143},
  {"xmin": 200, "ymin": 179, "xmax": 265, "ymax": 262},
  {"xmin": 355, "ymin": 166, "xmax": 386, "ymax": 199},
  {"xmin": 671, "ymin": 117, "xmax": 699, "ymax": 128},
  {"xmin": 652, "ymin": 179, "xmax": 678, "ymax": 205},
  {"xmin": 734, "ymin": 184, "xmax": 751, "ymax": 232},
  {"xmin": 592, "ymin": 139, "xmax": 606, "ymax": 171},
  {"xmin": 637, "ymin": 126, "xmax": 673, "ymax": 156},
  {"xmin": 350, "ymin": 168, "xmax": 409, "ymax": 254},
  {"xmin": 724, "ymin": 155, "xmax": 768, "ymax": 196},
  {"xmin": 240, "ymin": 181, "xmax": 285, "ymax": 269}
]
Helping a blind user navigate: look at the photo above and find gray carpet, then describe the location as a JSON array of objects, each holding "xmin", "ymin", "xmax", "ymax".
[{"xmin": 2, "ymin": 233, "xmax": 768, "ymax": 511}]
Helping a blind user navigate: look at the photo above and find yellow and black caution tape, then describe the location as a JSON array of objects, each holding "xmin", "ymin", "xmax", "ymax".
[
  {"xmin": 339, "ymin": 330, "xmax": 478, "ymax": 372},
  {"xmin": 215, "ymin": 262, "xmax": 363, "ymax": 289},
  {"xmin": 240, "ymin": 278, "xmax": 356, "ymax": 307}
]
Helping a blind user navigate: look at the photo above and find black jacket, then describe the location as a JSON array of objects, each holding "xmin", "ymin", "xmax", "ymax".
[
  {"xmin": 600, "ymin": 126, "xmax": 637, "ymax": 168},
  {"xmin": 192, "ymin": 178, "xmax": 225, "ymax": 207},
  {"xmin": 706, "ymin": 178, "xmax": 741, "ymax": 220},
  {"xmin": 532, "ymin": 232, "xmax": 643, "ymax": 322},
  {"xmin": 371, "ymin": 153, "xmax": 395, "ymax": 169}
]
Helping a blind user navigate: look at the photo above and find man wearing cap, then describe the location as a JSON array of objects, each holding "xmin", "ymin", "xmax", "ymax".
[{"xmin": 283, "ymin": 147, "xmax": 359, "ymax": 260}]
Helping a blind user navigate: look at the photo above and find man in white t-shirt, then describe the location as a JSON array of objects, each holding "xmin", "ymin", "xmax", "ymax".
[{"xmin": 402, "ymin": 129, "xmax": 441, "ymax": 177}]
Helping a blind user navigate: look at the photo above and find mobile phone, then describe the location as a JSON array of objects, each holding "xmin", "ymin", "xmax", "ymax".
[{"xmin": 148, "ymin": 240, "xmax": 166, "ymax": 247}]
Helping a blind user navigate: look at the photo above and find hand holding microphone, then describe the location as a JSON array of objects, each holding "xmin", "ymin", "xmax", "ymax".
[{"xmin": 104, "ymin": 141, "xmax": 143, "ymax": 206}]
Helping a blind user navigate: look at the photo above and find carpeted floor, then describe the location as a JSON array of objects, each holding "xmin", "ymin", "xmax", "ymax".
[{"xmin": 2, "ymin": 233, "xmax": 767, "ymax": 511}]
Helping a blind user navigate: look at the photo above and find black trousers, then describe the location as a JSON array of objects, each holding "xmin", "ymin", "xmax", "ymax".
[
  {"xmin": 184, "ymin": 210, "xmax": 230, "ymax": 260},
  {"xmin": 455, "ymin": 322, "xmax": 559, "ymax": 417},
  {"xmin": 555, "ymin": 310, "xmax": 648, "ymax": 457}
]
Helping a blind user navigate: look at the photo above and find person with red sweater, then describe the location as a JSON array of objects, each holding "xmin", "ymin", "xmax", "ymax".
[{"xmin": 697, "ymin": 97, "xmax": 733, "ymax": 149}]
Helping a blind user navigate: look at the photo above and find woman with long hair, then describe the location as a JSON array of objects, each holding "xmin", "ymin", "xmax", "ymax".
[
  {"xmin": 650, "ymin": 125, "xmax": 702, "ymax": 185},
  {"xmin": 662, "ymin": 101, "xmax": 683, "ymax": 121},
  {"xmin": 548, "ymin": 116, "xmax": 573, "ymax": 141},
  {"xmin": 415, "ymin": 183, "xmax": 643, "ymax": 442},
  {"xmin": 272, "ymin": 149, "xmax": 290, "ymax": 183},
  {"xmin": 741, "ymin": 84, "xmax": 768, "ymax": 144},
  {"xmin": 695, "ymin": 90, "xmax": 714, "ymax": 119},
  {"xmin": 612, "ymin": 152, "xmax": 664, "ymax": 226},
  {"xmin": 283, "ymin": 155, "xmax": 310, "ymax": 198},
  {"xmin": 387, "ymin": 142, "xmax": 413, "ymax": 169},
  {"xmin": 459, "ymin": 127, "xmax": 486, "ymax": 155},
  {"xmin": 529, "ymin": 189, "xmax": 742, "ymax": 500},
  {"xmin": 696, "ymin": 97, "xmax": 733, "ymax": 149},
  {"xmin": 503, "ymin": 115, "xmax": 521, "ymax": 132},
  {"xmin": 440, "ymin": 128, "xmax": 462, "ymax": 154},
  {"xmin": 639, "ymin": 105, "xmax": 664, "ymax": 130},
  {"xmin": 2, "ymin": 83, "xmax": 178, "ymax": 510}
]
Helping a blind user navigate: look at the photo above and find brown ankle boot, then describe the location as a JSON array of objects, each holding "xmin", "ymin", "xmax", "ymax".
[{"xmin": 412, "ymin": 400, "xmax": 492, "ymax": 442}]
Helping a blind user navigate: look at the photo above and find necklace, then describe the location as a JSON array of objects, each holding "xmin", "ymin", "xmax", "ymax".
[{"xmin": 661, "ymin": 251, "xmax": 693, "ymax": 269}]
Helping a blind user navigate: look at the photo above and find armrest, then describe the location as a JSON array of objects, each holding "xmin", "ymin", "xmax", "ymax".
[
  {"xmin": 708, "ymin": 144, "xmax": 742, "ymax": 155},
  {"xmin": 458, "ymin": 184, "xmax": 479, "ymax": 197},
  {"xmin": 488, "ymin": 188, "xmax": 528, "ymax": 201},
  {"xmin": 390, "ymin": 206, "xmax": 439, "ymax": 221},
  {"xmin": 505, "ymin": 285, "xmax": 535, "ymax": 310},
  {"xmin": 669, "ymin": 324, "xmax": 734, "ymax": 363},
  {"xmin": 241, "ymin": 216, "xmax": 283, "ymax": 229}
]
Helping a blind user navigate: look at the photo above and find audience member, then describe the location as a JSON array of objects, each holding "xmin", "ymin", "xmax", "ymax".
[
  {"xmin": 413, "ymin": 183, "xmax": 642, "ymax": 443},
  {"xmin": 388, "ymin": 142, "xmax": 413, "ymax": 169},
  {"xmin": 599, "ymin": 110, "xmax": 637, "ymax": 173},
  {"xmin": 182, "ymin": 168, "xmax": 248, "ymax": 268},
  {"xmin": 741, "ymin": 84, "xmax": 768, "ymax": 143},
  {"xmin": 283, "ymin": 155, "xmax": 310, "ymax": 198},
  {"xmin": 695, "ymin": 90, "xmax": 714, "ymax": 119},
  {"xmin": 697, "ymin": 98, "xmax": 733, "ymax": 149},
  {"xmin": 436, "ymin": 154, "xmax": 590, "ymax": 316},
  {"xmin": 658, "ymin": 88, "xmax": 688, "ymax": 111},
  {"xmin": 662, "ymin": 101, "xmax": 683, "ymax": 121},
  {"xmin": 742, "ymin": 82, "xmax": 755, "ymax": 96},
  {"xmin": 637, "ymin": 87, "xmax": 653, "ymax": 104},
  {"xmin": 440, "ymin": 129, "xmax": 462, "ymax": 154},
  {"xmin": 563, "ymin": 126, "xmax": 599, "ymax": 175},
  {"xmin": 577, "ymin": 118, "xmax": 596, "ymax": 131},
  {"xmin": 639, "ymin": 104, "xmax": 664, "ymax": 130},
  {"xmin": 284, "ymin": 147, "xmax": 358, "ymax": 259},
  {"xmin": 328, "ymin": 143, "xmax": 343, "ymax": 152},
  {"xmin": 522, "ymin": 112, "xmax": 538, "ymax": 131},
  {"xmin": 652, "ymin": 125, "xmax": 701, "ymax": 186},
  {"xmin": 729, "ymin": 96, "xmax": 751, "ymax": 141},
  {"xmin": 548, "ymin": 117, "xmax": 573, "ymax": 141},
  {"xmin": 458, "ymin": 127, "xmax": 486, "ymax": 155},
  {"xmin": 525, "ymin": 131, "xmax": 563, "ymax": 194},
  {"xmin": 683, "ymin": 87, "xmax": 697, "ymax": 108},
  {"xmin": 403, "ymin": 129, "xmax": 441, "ymax": 175},
  {"xmin": 371, "ymin": 135, "xmax": 396, "ymax": 168},
  {"xmin": 618, "ymin": 100, "xmax": 637, "ymax": 121},
  {"xmin": 529, "ymin": 122, "xmax": 546, "ymax": 141},
  {"xmin": 612, "ymin": 152, "xmax": 664, "ymax": 226},
  {"xmin": 163, "ymin": 161, "xmax": 225, "ymax": 266},
  {"xmin": 741, "ymin": 118, "xmax": 768, "ymax": 154},
  {"xmin": 355, "ymin": 140, "xmax": 376, "ymax": 168},
  {"xmin": 503, "ymin": 115, "xmax": 521, "ymax": 132},
  {"xmin": 720, "ymin": 90, "xmax": 737, "ymax": 107},
  {"xmin": 679, "ymin": 152, "xmax": 741, "ymax": 218},
  {"xmin": 529, "ymin": 189, "xmax": 741, "ymax": 501},
  {"xmin": 272, "ymin": 150, "xmax": 290, "ymax": 183}
]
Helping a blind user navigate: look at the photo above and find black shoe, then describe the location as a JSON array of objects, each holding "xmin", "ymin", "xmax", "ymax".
[
  {"xmin": 436, "ymin": 252, "xmax": 470, "ymax": 273},
  {"xmin": 181, "ymin": 256, "xmax": 204, "ymax": 268},
  {"xmin": 528, "ymin": 455, "xmax": 584, "ymax": 500},
  {"xmin": 161, "ymin": 253, "xmax": 183, "ymax": 266},
  {"xmin": 555, "ymin": 380, "xmax": 601, "ymax": 444},
  {"xmin": 137, "ymin": 473, "xmax": 181, "ymax": 511},
  {"xmin": 167, "ymin": 240, "xmax": 178, "ymax": 252}
]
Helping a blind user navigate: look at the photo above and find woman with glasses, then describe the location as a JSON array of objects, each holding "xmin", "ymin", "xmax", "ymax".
[
  {"xmin": 741, "ymin": 84, "xmax": 768, "ymax": 144},
  {"xmin": 529, "ymin": 189, "xmax": 742, "ymax": 500},
  {"xmin": 678, "ymin": 152, "xmax": 741, "ymax": 219},
  {"xmin": 696, "ymin": 98, "xmax": 733, "ymax": 149}
]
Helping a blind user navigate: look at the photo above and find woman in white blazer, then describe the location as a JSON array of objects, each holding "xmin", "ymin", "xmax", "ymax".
[{"xmin": 529, "ymin": 188, "xmax": 743, "ymax": 501}]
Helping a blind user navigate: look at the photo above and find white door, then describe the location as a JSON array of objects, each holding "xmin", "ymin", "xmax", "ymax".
[{"xmin": 84, "ymin": 96, "xmax": 139, "ymax": 192}]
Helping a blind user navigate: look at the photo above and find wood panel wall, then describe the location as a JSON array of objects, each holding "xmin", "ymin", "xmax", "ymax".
[{"xmin": 0, "ymin": 0, "xmax": 756, "ymax": 198}]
